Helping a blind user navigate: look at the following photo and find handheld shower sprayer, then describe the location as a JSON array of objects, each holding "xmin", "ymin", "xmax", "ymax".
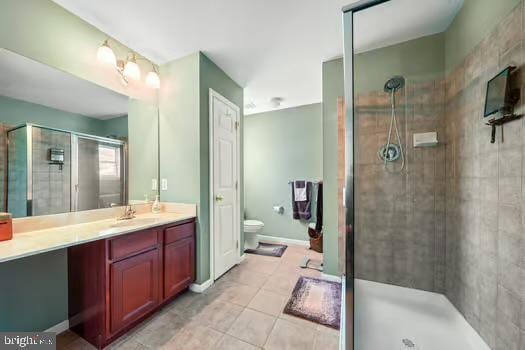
[{"xmin": 380, "ymin": 76, "xmax": 405, "ymax": 172}]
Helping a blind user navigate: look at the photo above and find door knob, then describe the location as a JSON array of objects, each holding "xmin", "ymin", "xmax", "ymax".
[{"xmin": 215, "ymin": 195, "xmax": 224, "ymax": 201}]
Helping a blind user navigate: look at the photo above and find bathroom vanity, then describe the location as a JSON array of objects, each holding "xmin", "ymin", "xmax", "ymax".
[{"xmin": 68, "ymin": 218, "xmax": 196, "ymax": 349}]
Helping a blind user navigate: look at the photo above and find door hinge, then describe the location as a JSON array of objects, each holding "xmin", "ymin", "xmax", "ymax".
[
  {"xmin": 235, "ymin": 121, "xmax": 239, "ymax": 130},
  {"xmin": 235, "ymin": 180, "xmax": 238, "ymax": 190},
  {"xmin": 236, "ymin": 240, "xmax": 239, "ymax": 249}
]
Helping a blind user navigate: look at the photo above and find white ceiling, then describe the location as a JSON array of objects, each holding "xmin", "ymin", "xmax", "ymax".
[
  {"xmin": 0, "ymin": 49, "xmax": 128, "ymax": 119},
  {"xmin": 354, "ymin": 0, "xmax": 463, "ymax": 54},
  {"xmin": 53, "ymin": 0, "xmax": 463, "ymax": 115}
]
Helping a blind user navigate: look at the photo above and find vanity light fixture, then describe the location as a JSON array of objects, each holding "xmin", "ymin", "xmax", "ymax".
[
  {"xmin": 97, "ymin": 39, "xmax": 159, "ymax": 89},
  {"xmin": 123, "ymin": 54, "xmax": 141, "ymax": 81},
  {"xmin": 145, "ymin": 68, "xmax": 161, "ymax": 89},
  {"xmin": 96, "ymin": 40, "xmax": 117, "ymax": 67}
]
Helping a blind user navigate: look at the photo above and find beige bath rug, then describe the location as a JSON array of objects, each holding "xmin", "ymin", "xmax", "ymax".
[{"xmin": 283, "ymin": 276, "xmax": 342, "ymax": 329}]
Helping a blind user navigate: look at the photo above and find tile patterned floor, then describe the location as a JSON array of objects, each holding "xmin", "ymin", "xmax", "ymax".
[{"xmin": 57, "ymin": 244, "xmax": 340, "ymax": 350}]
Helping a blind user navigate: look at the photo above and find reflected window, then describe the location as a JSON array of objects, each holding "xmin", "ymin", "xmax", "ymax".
[{"xmin": 99, "ymin": 144, "xmax": 121, "ymax": 177}]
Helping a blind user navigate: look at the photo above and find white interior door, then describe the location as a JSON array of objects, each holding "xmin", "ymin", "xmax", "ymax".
[{"xmin": 211, "ymin": 90, "xmax": 240, "ymax": 280}]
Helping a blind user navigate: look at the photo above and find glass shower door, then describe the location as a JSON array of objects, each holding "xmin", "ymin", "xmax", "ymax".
[
  {"xmin": 7, "ymin": 126, "xmax": 28, "ymax": 218},
  {"xmin": 75, "ymin": 136, "xmax": 125, "ymax": 211}
]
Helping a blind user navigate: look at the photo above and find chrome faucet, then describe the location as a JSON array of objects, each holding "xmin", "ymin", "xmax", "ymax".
[{"xmin": 118, "ymin": 205, "xmax": 136, "ymax": 220}]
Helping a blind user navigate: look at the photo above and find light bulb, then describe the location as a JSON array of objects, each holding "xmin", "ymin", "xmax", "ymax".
[
  {"xmin": 145, "ymin": 70, "xmax": 160, "ymax": 89},
  {"xmin": 97, "ymin": 40, "xmax": 116, "ymax": 67},
  {"xmin": 123, "ymin": 56, "xmax": 141, "ymax": 81}
]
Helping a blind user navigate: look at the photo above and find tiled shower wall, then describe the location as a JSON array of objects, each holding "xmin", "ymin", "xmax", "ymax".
[
  {"xmin": 32, "ymin": 127, "xmax": 71, "ymax": 216},
  {"xmin": 355, "ymin": 2, "xmax": 525, "ymax": 348},
  {"xmin": 354, "ymin": 79, "xmax": 446, "ymax": 293},
  {"xmin": 444, "ymin": 3, "xmax": 525, "ymax": 349}
]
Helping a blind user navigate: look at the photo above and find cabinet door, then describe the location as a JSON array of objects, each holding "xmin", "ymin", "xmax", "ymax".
[
  {"xmin": 110, "ymin": 248, "xmax": 160, "ymax": 333},
  {"xmin": 164, "ymin": 236, "xmax": 195, "ymax": 299}
]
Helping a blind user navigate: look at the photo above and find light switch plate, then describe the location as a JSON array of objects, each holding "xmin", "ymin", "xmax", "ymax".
[
  {"xmin": 161, "ymin": 179, "xmax": 168, "ymax": 191},
  {"xmin": 152, "ymin": 179, "xmax": 158, "ymax": 191}
]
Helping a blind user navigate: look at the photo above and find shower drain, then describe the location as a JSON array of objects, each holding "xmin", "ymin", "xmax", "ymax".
[{"xmin": 402, "ymin": 338, "xmax": 417, "ymax": 348}]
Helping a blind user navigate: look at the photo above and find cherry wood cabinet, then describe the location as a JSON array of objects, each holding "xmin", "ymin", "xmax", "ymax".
[
  {"xmin": 164, "ymin": 236, "xmax": 195, "ymax": 299},
  {"xmin": 68, "ymin": 218, "xmax": 195, "ymax": 349},
  {"xmin": 110, "ymin": 248, "xmax": 160, "ymax": 333}
]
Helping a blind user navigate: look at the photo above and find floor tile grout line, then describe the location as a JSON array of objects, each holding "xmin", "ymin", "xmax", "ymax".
[
  {"xmin": 225, "ymin": 310, "xmax": 278, "ymax": 348},
  {"xmin": 261, "ymin": 313, "xmax": 280, "ymax": 349}
]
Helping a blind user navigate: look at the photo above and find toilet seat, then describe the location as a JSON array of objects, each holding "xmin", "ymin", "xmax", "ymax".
[
  {"xmin": 244, "ymin": 220, "xmax": 264, "ymax": 250},
  {"xmin": 244, "ymin": 220, "xmax": 264, "ymax": 227},
  {"xmin": 244, "ymin": 220, "xmax": 264, "ymax": 233}
]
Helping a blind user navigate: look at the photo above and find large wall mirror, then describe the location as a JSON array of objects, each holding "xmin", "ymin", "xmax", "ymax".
[{"xmin": 0, "ymin": 48, "xmax": 159, "ymax": 218}]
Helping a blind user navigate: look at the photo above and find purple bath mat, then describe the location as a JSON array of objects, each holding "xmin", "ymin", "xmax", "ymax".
[
  {"xmin": 245, "ymin": 242, "xmax": 288, "ymax": 257},
  {"xmin": 283, "ymin": 276, "xmax": 342, "ymax": 329}
]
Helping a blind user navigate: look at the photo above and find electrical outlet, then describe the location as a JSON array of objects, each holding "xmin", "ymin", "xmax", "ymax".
[
  {"xmin": 152, "ymin": 179, "xmax": 158, "ymax": 191},
  {"xmin": 161, "ymin": 179, "xmax": 168, "ymax": 191}
]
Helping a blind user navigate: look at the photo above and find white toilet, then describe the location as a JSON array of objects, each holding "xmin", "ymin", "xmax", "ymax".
[{"xmin": 244, "ymin": 220, "xmax": 264, "ymax": 250}]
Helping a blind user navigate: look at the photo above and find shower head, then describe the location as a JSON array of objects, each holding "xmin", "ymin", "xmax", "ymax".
[{"xmin": 384, "ymin": 76, "xmax": 405, "ymax": 93}]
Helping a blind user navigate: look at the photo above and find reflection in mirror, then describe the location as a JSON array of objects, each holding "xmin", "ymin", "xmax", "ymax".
[{"xmin": 0, "ymin": 48, "xmax": 158, "ymax": 218}]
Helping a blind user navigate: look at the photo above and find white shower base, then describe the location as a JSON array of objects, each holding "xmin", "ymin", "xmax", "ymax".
[{"xmin": 354, "ymin": 279, "xmax": 490, "ymax": 350}]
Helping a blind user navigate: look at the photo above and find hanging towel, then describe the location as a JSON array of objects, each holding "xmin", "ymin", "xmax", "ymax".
[
  {"xmin": 315, "ymin": 181, "xmax": 323, "ymax": 232},
  {"xmin": 292, "ymin": 181, "xmax": 312, "ymax": 220},
  {"xmin": 293, "ymin": 181, "xmax": 307, "ymax": 201}
]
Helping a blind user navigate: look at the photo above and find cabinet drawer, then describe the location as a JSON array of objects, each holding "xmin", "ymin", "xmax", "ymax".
[
  {"xmin": 109, "ymin": 229, "xmax": 159, "ymax": 261},
  {"xmin": 165, "ymin": 221, "xmax": 195, "ymax": 245}
]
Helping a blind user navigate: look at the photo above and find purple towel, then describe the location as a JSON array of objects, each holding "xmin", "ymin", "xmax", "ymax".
[{"xmin": 292, "ymin": 181, "xmax": 312, "ymax": 220}]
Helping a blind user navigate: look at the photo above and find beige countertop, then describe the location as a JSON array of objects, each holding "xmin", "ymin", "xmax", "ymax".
[{"xmin": 0, "ymin": 211, "xmax": 196, "ymax": 264}]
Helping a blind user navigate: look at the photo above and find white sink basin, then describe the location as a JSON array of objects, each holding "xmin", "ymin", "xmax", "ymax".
[{"xmin": 110, "ymin": 218, "xmax": 158, "ymax": 228}]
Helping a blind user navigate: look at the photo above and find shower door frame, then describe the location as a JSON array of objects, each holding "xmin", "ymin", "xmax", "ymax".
[
  {"xmin": 6, "ymin": 123, "xmax": 128, "ymax": 216},
  {"xmin": 341, "ymin": 1, "xmax": 391, "ymax": 349},
  {"xmin": 71, "ymin": 133, "xmax": 128, "ymax": 212}
]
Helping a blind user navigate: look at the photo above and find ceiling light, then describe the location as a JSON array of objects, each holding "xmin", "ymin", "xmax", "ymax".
[
  {"xmin": 145, "ymin": 70, "xmax": 160, "ymax": 89},
  {"xmin": 245, "ymin": 102, "xmax": 256, "ymax": 109},
  {"xmin": 97, "ymin": 40, "xmax": 116, "ymax": 67},
  {"xmin": 270, "ymin": 97, "xmax": 284, "ymax": 108},
  {"xmin": 123, "ymin": 55, "xmax": 141, "ymax": 81}
]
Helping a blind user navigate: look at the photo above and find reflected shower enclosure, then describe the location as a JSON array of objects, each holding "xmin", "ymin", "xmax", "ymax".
[{"xmin": 7, "ymin": 124, "xmax": 127, "ymax": 217}]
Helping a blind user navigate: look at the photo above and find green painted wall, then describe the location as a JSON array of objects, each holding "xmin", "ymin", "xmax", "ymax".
[
  {"xmin": 99, "ymin": 115, "xmax": 128, "ymax": 138},
  {"xmin": 0, "ymin": 0, "xmax": 156, "ymax": 331},
  {"xmin": 355, "ymin": 33, "xmax": 445, "ymax": 94},
  {"xmin": 128, "ymin": 99, "xmax": 158, "ymax": 202},
  {"xmin": 0, "ymin": 0, "xmax": 157, "ymax": 102},
  {"xmin": 199, "ymin": 53, "xmax": 244, "ymax": 276},
  {"xmin": 445, "ymin": 0, "xmax": 521, "ymax": 71},
  {"xmin": 159, "ymin": 53, "xmax": 200, "ymax": 205},
  {"xmin": 245, "ymin": 104, "xmax": 322, "ymax": 241},
  {"xmin": 0, "ymin": 250, "xmax": 67, "ymax": 331},
  {"xmin": 0, "ymin": 95, "xmax": 127, "ymax": 137},
  {"xmin": 322, "ymin": 59, "xmax": 344, "ymax": 276},
  {"xmin": 159, "ymin": 52, "xmax": 243, "ymax": 284}
]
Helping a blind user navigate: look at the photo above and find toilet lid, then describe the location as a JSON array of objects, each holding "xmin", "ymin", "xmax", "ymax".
[{"xmin": 244, "ymin": 220, "xmax": 264, "ymax": 227}]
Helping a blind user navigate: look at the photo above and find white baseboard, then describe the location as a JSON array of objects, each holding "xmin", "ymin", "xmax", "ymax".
[
  {"xmin": 258, "ymin": 234, "xmax": 309, "ymax": 247},
  {"xmin": 321, "ymin": 273, "xmax": 342, "ymax": 282},
  {"xmin": 45, "ymin": 319, "xmax": 69, "ymax": 334},
  {"xmin": 190, "ymin": 279, "xmax": 213, "ymax": 293},
  {"xmin": 238, "ymin": 254, "xmax": 246, "ymax": 263}
]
